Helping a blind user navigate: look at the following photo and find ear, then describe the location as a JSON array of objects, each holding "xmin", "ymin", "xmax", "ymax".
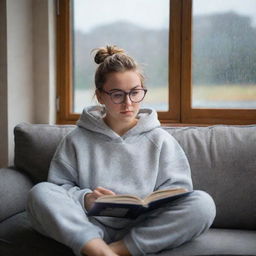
[{"xmin": 96, "ymin": 89, "xmax": 104, "ymax": 104}]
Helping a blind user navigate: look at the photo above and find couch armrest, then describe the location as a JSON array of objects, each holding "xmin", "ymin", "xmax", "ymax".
[{"xmin": 0, "ymin": 167, "xmax": 33, "ymax": 222}]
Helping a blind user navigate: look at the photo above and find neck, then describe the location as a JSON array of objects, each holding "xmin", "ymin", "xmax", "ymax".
[{"xmin": 104, "ymin": 117, "xmax": 138, "ymax": 136}]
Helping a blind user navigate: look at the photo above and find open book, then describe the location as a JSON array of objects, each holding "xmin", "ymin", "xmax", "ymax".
[{"xmin": 87, "ymin": 188, "xmax": 191, "ymax": 218}]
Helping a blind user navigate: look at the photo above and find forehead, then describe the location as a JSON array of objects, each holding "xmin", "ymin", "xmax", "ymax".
[{"xmin": 104, "ymin": 71, "xmax": 141, "ymax": 90}]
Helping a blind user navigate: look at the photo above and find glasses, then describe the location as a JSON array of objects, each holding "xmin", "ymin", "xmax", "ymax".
[{"xmin": 100, "ymin": 88, "xmax": 147, "ymax": 104}]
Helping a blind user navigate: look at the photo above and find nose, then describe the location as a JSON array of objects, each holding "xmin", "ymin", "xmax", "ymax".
[{"xmin": 123, "ymin": 94, "xmax": 132, "ymax": 105}]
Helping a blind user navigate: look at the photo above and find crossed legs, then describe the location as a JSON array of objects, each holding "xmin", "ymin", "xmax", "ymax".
[{"xmin": 27, "ymin": 183, "xmax": 215, "ymax": 256}]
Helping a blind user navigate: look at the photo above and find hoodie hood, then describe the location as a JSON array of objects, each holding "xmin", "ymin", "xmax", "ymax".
[{"xmin": 77, "ymin": 105, "xmax": 160, "ymax": 140}]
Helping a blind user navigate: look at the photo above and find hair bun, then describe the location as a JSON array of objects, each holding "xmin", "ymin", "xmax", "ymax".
[{"xmin": 94, "ymin": 45, "xmax": 125, "ymax": 64}]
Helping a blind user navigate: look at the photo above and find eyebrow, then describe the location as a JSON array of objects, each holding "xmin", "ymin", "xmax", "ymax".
[{"xmin": 109, "ymin": 85, "xmax": 141, "ymax": 92}]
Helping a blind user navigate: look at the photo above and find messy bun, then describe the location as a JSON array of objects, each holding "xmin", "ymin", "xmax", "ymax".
[
  {"xmin": 94, "ymin": 45, "xmax": 125, "ymax": 64},
  {"xmin": 92, "ymin": 45, "xmax": 144, "ymax": 90}
]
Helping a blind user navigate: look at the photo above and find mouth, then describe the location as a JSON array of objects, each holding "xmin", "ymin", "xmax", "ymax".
[{"xmin": 120, "ymin": 110, "xmax": 133, "ymax": 115}]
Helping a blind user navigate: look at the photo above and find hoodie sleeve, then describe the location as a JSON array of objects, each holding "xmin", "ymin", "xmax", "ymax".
[
  {"xmin": 47, "ymin": 135, "xmax": 92, "ymax": 211},
  {"xmin": 154, "ymin": 133, "xmax": 193, "ymax": 192}
]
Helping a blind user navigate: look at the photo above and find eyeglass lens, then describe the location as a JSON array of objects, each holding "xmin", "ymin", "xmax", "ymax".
[{"xmin": 111, "ymin": 89, "xmax": 146, "ymax": 103}]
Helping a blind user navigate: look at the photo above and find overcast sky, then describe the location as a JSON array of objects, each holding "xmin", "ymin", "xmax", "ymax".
[{"xmin": 74, "ymin": 0, "xmax": 256, "ymax": 33}]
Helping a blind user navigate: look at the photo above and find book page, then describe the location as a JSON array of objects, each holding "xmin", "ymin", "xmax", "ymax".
[
  {"xmin": 95, "ymin": 194, "xmax": 144, "ymax": 205},
  {"xmin": 144, "ymin": 188, "xmax": 188, "ymax": 204}
]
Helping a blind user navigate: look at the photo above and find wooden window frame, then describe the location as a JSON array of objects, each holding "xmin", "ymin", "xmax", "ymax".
[{"xmin": 56, "ymin": 0, "xmax": 256, "ymax": 125}]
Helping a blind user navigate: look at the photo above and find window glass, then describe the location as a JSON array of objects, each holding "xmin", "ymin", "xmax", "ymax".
[
  {"xmin": 72, "ymin": 0, "xmax": 169, "ymax": 113},
  {"xmin": 192, "ymin": 0, "xmax": 256, "ymax": 109}
]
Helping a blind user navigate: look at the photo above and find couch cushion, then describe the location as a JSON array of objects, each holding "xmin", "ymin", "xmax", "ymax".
[
  {"xmin": 14, "ymin": 123, "xmax": 75, "ymax": 183},
  {"xmin": 0, "ymin": 167, "xmax": 33, "ymax": 222},
  {"xmin": 163, "ymin": 228, "xmax": 256, "ymax": 256},
  {"xmin": 0, "ymin": 211, "xmax": 74, "ymax": 256},
  {"xmin": 166, "ymin": 125, "xmax": 256, "ymax": 230},
  {"xmin": 1, "ymin": 212, "xmax": 256, "ymax": 256}
]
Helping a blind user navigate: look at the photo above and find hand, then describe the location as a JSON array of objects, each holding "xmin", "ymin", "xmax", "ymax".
[{"xmin": 84, "ymin": 187, "xmax": 116, "ymax": 211}]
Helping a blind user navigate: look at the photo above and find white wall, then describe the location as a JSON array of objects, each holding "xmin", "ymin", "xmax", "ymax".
[
  {"xmin": 0, "ymin": 0, "xmax": 9, "ymax": 167},
  {"xmin": 0, "ymin": 0, "xmax": 56, "ymax": 167},
  {"xmin": 7, "ymin": 0, "xmax": 35, "ymax": 165},
  {"xmin": 33, "ymin": 0, "xmax": 56, "ymax": 124}
]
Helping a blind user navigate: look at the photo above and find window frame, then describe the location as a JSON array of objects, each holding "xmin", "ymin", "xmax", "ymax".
[{"xmin": 56, "ymin": 0, "xmax": 256, "ymax": 125}]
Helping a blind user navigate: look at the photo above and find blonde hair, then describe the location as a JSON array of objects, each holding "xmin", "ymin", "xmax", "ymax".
[{"xmin": 92, "ymin": 45, "xmax": 144, "ymax": 90}]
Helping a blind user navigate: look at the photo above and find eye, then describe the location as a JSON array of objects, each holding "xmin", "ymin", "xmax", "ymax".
[
  {"xmin": 131, "ymin": 90, "xmax": 139, "ymax": 96},
  {"xmin": 112, "ymin": 91, "xmax": 124, "ymax": 99},
  {"xmin": 130, "ymin": 90, "xmax": 140, "ymax": 96}
]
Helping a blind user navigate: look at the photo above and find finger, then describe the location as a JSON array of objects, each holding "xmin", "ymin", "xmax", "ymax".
[
  {"xmin": 96, "ymin": 186, "xmax": 115, "ymax": 194},
  {"xmin": 93, "ymin": 189, "xmax": 105, "ymax": 198},
  {"xmin": 96, "ymin": 187, "xmax": 116, "ymax": 195}
]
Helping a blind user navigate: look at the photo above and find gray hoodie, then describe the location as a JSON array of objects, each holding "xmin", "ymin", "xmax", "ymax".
[{"xmin": 48, "ymin": 105, "xmax": 192, "ymax": 226}]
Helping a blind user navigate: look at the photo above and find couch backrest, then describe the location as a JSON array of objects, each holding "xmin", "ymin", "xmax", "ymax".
[
  {"xmin": 14, "ymin": 122, "xmax": 256, "ymax": 229},
  {"xmin": 14, "ymin": 123, "xmax": 75, "ymax": 183},
  {"xmin": 166, "ymin": 125, "xmax": 256, "ymax": 230}
]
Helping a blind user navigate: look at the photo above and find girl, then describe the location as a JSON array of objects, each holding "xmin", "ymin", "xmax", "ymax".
[{"xmin": 27, "ymin": 46, "xmax": 216, "ymax": 256}]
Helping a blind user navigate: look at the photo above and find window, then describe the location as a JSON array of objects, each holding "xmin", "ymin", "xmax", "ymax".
[
  {"xmin": 72, "ymin": 0, "xmax": 169, "ymax": 113},
  {"xmin": 56, "ymin": 0, "xmax": 256, "ymax": 125},
  {"xmin": 192, "ymin": 0, "xmax": 256, "ymax": 110}
]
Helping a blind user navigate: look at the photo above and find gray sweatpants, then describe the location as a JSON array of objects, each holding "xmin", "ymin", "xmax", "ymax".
[{"xmin": 26, "ymin": 182, "xmax": 216, "ymax": 256}]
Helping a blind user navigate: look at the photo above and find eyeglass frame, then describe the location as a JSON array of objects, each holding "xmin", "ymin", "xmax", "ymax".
[{"xmin": 99, "ymin": 88, "xmax": 148, "ymax": 104}]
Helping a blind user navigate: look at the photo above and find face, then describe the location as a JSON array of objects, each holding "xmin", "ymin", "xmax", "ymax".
[{"xmin": 96, "ymin": 71, "xmax": 144, "ymax": 126}]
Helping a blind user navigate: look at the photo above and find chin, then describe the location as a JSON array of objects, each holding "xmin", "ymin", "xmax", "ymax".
[{"xmin": 119, "ymin": 113, "xmax": 137, "ymax": 121}]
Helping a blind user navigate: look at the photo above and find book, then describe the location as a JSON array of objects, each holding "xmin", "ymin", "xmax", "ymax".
[{"xmin": 87, "ymin": 188, "xmax": 191, "ymax": 218}]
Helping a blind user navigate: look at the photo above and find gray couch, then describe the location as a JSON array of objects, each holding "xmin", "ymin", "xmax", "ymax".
[{"xmin": 1, "ymin": 122, "xmax": 256, "ymax": 256}]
